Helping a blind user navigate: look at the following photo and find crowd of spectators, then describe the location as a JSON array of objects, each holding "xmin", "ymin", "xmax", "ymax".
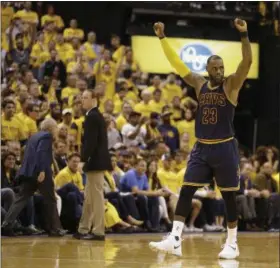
[{"xmin": 1, "ymin": 2, "xmax": 279, "ymax": 236}]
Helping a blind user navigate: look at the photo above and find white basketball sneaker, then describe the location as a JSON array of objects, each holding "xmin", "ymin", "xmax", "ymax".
[
  {"xmin": 218, "ymin": 242, "xmax": 240, "ymax": 259},
  {"xmin": 149, "ymin": 234, "xmax": 182, "ymax": 257}
]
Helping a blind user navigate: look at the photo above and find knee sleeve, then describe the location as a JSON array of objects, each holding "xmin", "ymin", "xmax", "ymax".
[
  {"xmin": 221, "ymin": 191, "xmax": 237, "ymax": 222},
  {"xmin": 175, "ymin": 185, "xmax": 198, "ymax": 218}
]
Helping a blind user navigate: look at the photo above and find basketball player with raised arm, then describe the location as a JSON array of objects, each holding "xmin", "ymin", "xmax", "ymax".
[{"xmin": 149, "ymin": 19, "xmax": 252, "ymax": 259}]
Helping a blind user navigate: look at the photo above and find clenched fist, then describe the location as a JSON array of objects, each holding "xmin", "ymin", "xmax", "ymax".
[
  {"xmin": 153, "ymin": 22, "xmax": 165, "ymax": 38},
  {"xmin": 234, "ymin": 18, "xmax": 247, "ymax": 32}
]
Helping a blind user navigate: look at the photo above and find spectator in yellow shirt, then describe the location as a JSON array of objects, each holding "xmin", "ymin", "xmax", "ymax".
[
  {"xmin": 95, "ymin": 57, "xmax": 121, "ymax": 101},
  {"xmin": 162, "ymin": 73, "xmax": 183, "ymax": 103},
  {"xmin": 93, "ymin": 49, "xmax": 116, "ymax": 75},
  {"xmin": 147, "ymin": 75, "xmax": 162, "ymax": 94},
  {"xmin": 134, "ymin": 89, "xmax": 153, "ymax": 117},
  {"xmin": 63, "ymin": 19, "xmax": 84, "ymax": 42},
  {"xmin": 113, "ymin": 87, "xmax": 127, "ymax": 115},
  {"xmin": 56, "ymin": 33, "xmax": 74, "ymax": 64},
  {"xmin": 176, "ymin": 108, "xmax": 196, "ymax": 150},
  {"xmin": 55, "ymin": 153, "xmax": 84, "ymax": 190},
  {"xmin": 61, "ymin": 75, "xmax": 79, "ymax": 104},
  {"xmin": 30, "ymin": 31, "xmax": 50, "ymax": 68},
  {"xmin": 67, "ymin": 51, "xmax": 91, "ymax": 78},
  {"xmin": 81, "ymin": 31, "xmax": 100, "ymax": 67},
  {"xmin": 55, "ymin": 153, "xmax": 84, "ymax": 232},
  {"xmin": 43, "ymin": 21, "xmax": 57, "ymax": 46},
  {"xmin": 16, "ymin": 100, "xmax": 39, "ymax": 138},
  {"xmin": 171, "ymin": 150, "xmax": 186, "ymax": 173},
  {"xmin": 121, "ymin": 70, "xmax": 139, "ymax": 103},
  {"xmin": 120, "ymin": 47, "xmax": 141, "ymax": 75},
  {"xmin": 150, "ymin": 89, "xmax": 166, "ymax": 114},
  {"xmin": 170, "ymin": 96, "xmax": 183, "ymax": 122},
  {"xmin": 1, "ymin": 99, "xmax": 26, "ymax": 143},
  {"xmin": 111, "ymin": 34, "xmax": 125, "ymax": 63},
  {"xmin": 41, "ymin": 5, "xmax": 64, "ymax": 31},
  {"xmin": 15, "ymin": 2, "xmax": 38, "ymax": 25},
  {"xmin": 115, "ymin": 101, "xmax": 132, "ymax": 131}
]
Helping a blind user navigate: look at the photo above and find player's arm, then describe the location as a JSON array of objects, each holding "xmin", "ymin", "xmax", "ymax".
[
  {"xmin": 153, "ymin": 22, "xmax": 206, "ymax": 96},
  {"xmin": 225, "ymin": 19, "xmax": 252, "ymax": 104}
]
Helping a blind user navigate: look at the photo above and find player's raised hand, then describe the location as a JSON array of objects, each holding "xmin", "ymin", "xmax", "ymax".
[
  {"xmin": 153, "ymin": 22, "xmax": 165, "ymax": 38},
  {"xmin": 234, "ymin": 18, "xmax": 247, "ymax": 32}
]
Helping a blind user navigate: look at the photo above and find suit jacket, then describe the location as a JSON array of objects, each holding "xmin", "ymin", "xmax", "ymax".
[
  {"xmin": 18, "ymin": 131, "xmax": 53, "ymax": 180},
  {"xmin": 82, "ymin": 107, "xmax": 112, "ymax": 172}
]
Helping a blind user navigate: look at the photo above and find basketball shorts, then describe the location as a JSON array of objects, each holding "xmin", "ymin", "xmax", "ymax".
[{"xmin": 184, "ymin": 139, "xmax": 240, "ymax": 191}]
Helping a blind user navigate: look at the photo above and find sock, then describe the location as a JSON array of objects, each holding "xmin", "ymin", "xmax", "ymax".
[
  {"xmin": 226, "ymin": 226, "xmax": 237, "ymax": 244},
  {"xmin": 170, "ymin": 221, "xmax": 184, "ymax": 237}
]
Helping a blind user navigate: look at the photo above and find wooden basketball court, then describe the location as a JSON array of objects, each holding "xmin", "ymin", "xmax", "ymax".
[{"xmin": 1, "ymin": 233, "xmax": 279, "ymax": 268}]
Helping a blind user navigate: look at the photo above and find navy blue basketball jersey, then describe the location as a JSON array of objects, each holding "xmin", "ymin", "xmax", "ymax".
[{"xmin": 195, "ymin": 81, "xmax": 235, "ymax": 140}]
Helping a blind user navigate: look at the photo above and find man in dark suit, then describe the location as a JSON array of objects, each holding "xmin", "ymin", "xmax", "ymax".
[
  {"xmin": 74, "ymin": 89, "xmax": 112, "ymax": 240},
  {"xmin": 1, "ymin": 118, "xmax": 65, "ymax": 237}
]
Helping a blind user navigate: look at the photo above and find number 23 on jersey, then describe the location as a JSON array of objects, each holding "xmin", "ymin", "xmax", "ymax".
[{"xmin": 202, "ymin": 107, "xmax": 218, "ymax": 124}]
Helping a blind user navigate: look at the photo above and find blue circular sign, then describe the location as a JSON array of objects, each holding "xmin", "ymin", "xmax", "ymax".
[{"xmin": 180, "ymin": 43, "xmax": 213, "ymax": 73}]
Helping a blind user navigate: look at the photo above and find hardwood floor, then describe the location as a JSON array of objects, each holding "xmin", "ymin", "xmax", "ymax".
[{"xmin": 1, "ymin": 233, "xmax": 279, "ymax": 268}]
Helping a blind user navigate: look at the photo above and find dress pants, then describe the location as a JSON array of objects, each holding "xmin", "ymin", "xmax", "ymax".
[
  {"xmin": 236, "ymin": 194, "xmax": 256, "ymax": 221},
  {"xmin": 78, "ymin": 171, "xmax": 105, "ymax": 235},
  {"xmin": 3, "ymin": 178, "xmax": 61, "ymax": 232}
]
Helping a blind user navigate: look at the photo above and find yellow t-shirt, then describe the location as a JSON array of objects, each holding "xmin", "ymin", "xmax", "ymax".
[
  {"xmin": 40, "ymin": 85, "xmax": 57, "ymax": 103},
  {"xmin": 56, "ymin": 43, "xmax": 74, "ymax": 63},
  {"xmin": 171, "ymin": 160, "xmax": 186, "ymax": 173},
  {"xmin": 63, "ymin": 28, "xmax": 84, "ymax": 40},
  {"xmin": 115, "ymin": 114, "xmax": 127, "ymax": 131},
  {"xmin": 30, "ymin": 42, "xmax": 49, "ymax": 67},
  {"xmin": 112, "ymin": 45, "xmax": 125, "ymax": 63},
  {"xmin": 97, "ymin": 73, "xmax": 116, "ymax": 100},
  {"xmin": 44, "ymin": 31, "xmax": 57, "ymax": 45},
  {"xmin": 41, "ymin": 14, "xmax": 64, "ymax": 28},
  {"xmin": 1, "ymin": 6, "xmax": 14, "ymax": 33},
  {"xmin": 177, "ymin": 168, "xmax": 186, "ymax": 185},
  {"xmin": 15, "ymin": 10, "xmax": 38, "ymax": 24},
  {"xmin": 82, "ymin": 41, "xmax": 97, "ymax": 61},
  {"xmin": 134, "ymin": 102, "xmax": 153, "ymax": 117},
  {"xmin": 1, "ymin": 116, "xmax": 26, "ymax": 141},
  {"xmin": 176, "ymin": 119, "xmax": 196, "ymax": 150},
  {"xmin": 162, "ymin": 83, "xmax": 182, "ymax": 103},
  {"xmin": 55, "ymin": 166, "xmax": 84, "ymax": 191},
  {"xmin": 93, "ymin": 60, "xmax": 116, "ymax": 76},
  {"xmin": 157, "ymin": 168, "xmax": 181, "ymax": 193},
  {"xmin": 170, "ymin": 107, "xmax": 182, "ymax": 120},
  {"xmin": 67, "ymin": 61, "xmax": 90, "ymax": 74},
  {"xmin": 15, "ymin": 112, "xmax": 37, "ymax": 137},
  {"xmin": 61, "ymin": 87, "xmax": 80, "ymax": 101},
  {"xmin": 113, "ymin": 94, "xmax": 124, "ymax": 115},
  {"xmin": 147, "ymin": 86, "xmax": 160, "ymax": 94},
  {"xmin": 149, "ymin": 99, "xmax": 166, "ymax": 114}
]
